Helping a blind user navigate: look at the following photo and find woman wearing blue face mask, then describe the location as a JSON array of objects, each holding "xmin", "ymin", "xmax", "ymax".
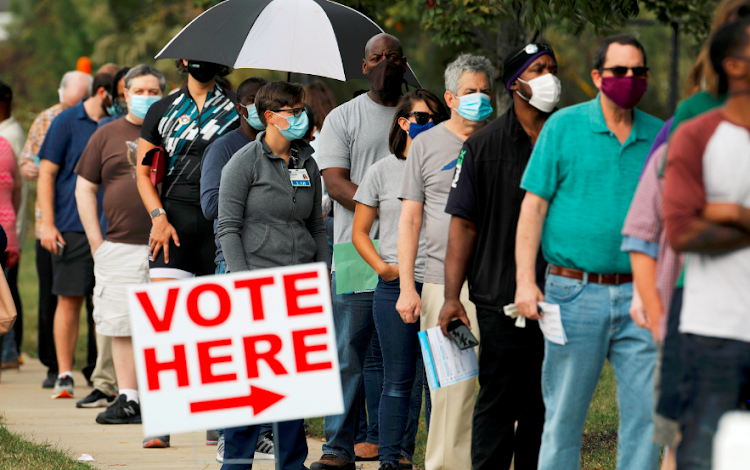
[
  {"xmin": 216, "ymin": 81, "xmax": 327, "ymax": 470},
  {"xmin": 351, "ymin": 89, "xmax": 447, "ymax": 470}
]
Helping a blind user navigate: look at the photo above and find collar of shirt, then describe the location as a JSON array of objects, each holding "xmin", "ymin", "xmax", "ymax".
[
  {"xmin": 74, "ymin": 100, "xmax": 97, "ymax": 125},
  {"xmin": 588, "ymin": 93, "xmax": 650, "ymax": 146}
]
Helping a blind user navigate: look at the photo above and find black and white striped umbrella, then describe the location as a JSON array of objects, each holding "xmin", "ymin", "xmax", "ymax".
[{"xmin": 155, "ymin": 0, "xmax": 420, "ymax": 86}]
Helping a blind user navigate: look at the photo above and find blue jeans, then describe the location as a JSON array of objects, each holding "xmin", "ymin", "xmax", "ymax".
[
  {"xmin": 356, "ymin": 337, "xmax": 383, "ymax": 445},
  {"xmin": 1, "ymin": 324, "xmax": 18, "ymax": 362},
  {"xmin": 221, "ymin": 420, "xmax": 307, "ymax": 470},
  {"xmin": 538, "ymin": 274, "xmax": 660, "ymax": 470},
  {"xmin": 323, "ymin": 272, "xmax": 375, "ymax": 463},
  {"xmin": 372, "ymin": 277, "xmax": 423, "ymax": 465},
  {"xmin": 677, "ymin": 334, "xmax": 750, "ymax": 470}
]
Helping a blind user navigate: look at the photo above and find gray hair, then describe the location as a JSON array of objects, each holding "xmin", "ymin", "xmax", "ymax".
[
  {"xmin": 60, "ymin": 71, "xmax": 93, "ymax": 93},
  {"xmin": 444, "ymin": 53, "xmax": 495, "ymax": 95},
  {"xmin": 124, "ymin": 64, "xmax": 166, "ymax": 92}
]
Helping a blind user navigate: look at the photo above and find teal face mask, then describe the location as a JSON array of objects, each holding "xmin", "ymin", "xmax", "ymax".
[
  {"xmin": 241, "ymin": 103, "xmax": 265, "ymax": 131},
  {"xmin": 129, "ymin": 95, "xmax": 162, "ymax": 119},
  {"xmin": 272, "ymin": 110, "xmax": 309, "ymax": 141},
  {"xmin": 453, "ymin": 92, "xmax": 493, "ymax": 122}
]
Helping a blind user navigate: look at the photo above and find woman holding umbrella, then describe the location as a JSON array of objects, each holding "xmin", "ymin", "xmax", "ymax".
[
  {"xmin": 136, "ymin": 58, "xmax": 240, "ymax": 448},
  {"xmin": 217, "ymin": 81, "xmax": 327, "ymax": 470}
]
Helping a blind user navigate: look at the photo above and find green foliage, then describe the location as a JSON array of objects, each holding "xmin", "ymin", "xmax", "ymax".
[{"xmin": 641, "ymin": 0, "xmax": 719, "ymax": 40}]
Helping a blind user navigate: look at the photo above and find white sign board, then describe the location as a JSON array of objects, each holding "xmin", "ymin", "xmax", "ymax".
[{"xmin": 128, "ymin": 262, "xmax": 343, "ymax": 437}]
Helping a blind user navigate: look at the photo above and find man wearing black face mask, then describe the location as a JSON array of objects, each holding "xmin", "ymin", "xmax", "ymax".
[
  {"xmin": 313, "ymin": 33, "xmax": 407, "ymax": 470},
  {"xmin": 135, "ymin": 58, "xmax": 239, "ymax": 449}
]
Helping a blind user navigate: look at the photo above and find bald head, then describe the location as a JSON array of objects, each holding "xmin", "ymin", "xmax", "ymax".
[
  {"xmin": 60, "ymin": 71, "xmax": 92, "ymax": 108},
  {"xmin": 364, "ymin": 33, "xmax": 403, "ymax": 58},
  {"xmin": 96, "ymin": 63, "xmax": 120, "ymax": 77}
]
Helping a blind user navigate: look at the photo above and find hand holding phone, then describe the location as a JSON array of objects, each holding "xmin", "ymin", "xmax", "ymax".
[
  {"xmin": 56, "ymin": 241, "xmax": 65, "ymax": 257},
  {"xmin": 447, "ymin": 319, "xmax": 479, "ymax": 350}
]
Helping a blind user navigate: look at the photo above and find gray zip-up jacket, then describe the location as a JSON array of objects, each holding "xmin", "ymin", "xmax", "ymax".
[{"xmin": 217, "ymin": 132, "xmax": 328, "ymax": 272}]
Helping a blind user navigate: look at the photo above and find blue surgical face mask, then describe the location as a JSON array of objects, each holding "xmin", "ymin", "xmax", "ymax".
[
  {"xmin": 453, "ymin": 92, "xmax": 493, "ymax": 122},
  {"xmin": 272, "ymin": 110, "xmax": 309, "ymax": 142},
  {"xmin": 242, "ymin": 103, "xmax": 265, "ymax": 131},
  {"xmin": 129, "ymin": 94, "xmax": 162, "ymax": 119},
  {"xmin": 408, "ymin": 120, "xmax": 434, "ymax": 140}
]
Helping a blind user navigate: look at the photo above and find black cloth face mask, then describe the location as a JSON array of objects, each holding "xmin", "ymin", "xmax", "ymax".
[
  {"xmin": 187, "ymin": 60, "xmax": 221, "ymax": 83},
  {"xmin": 367, "ymin": 59, "xmax": 405, "ymax": 96}
]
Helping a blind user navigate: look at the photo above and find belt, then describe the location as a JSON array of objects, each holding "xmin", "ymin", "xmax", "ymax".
[{"xmin": 549, "ymin": 265, "xmax": 632, "ymax": 285}]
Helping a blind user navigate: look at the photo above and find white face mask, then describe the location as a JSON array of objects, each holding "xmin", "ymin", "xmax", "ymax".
[
  {"xmin": 58, "ymin": 88, "xmax": 64, "ymax": 104},
  {"xmin": 516, "ymin": 73, "xmax": 561, "ymax": 113}
]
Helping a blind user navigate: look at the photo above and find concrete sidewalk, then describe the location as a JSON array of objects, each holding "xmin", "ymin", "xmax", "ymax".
[{"xmin": 1, "ymin": 356, "xmax": 381, "ymax": 469}]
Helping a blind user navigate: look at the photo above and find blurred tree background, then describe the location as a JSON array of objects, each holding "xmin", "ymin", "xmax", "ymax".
[{"xmin": 0, "ymin": 0, "xmax": 722, "ymax": 128}]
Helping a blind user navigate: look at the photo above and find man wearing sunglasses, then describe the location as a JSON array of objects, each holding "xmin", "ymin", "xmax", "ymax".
[
  {"xmin": 514, "ymin": 35, "xmax": 663, "ymax": 470},
  {"xmin": 437, "ymin": 43, "xmax": 558, "ymax": 470},
  {"xmin": 397, "ymin": 53, "xmax": 493, "ymax": 470}
]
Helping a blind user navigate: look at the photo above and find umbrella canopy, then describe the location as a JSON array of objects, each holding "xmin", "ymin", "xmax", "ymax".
[{"xmin": 156, "ymin": 0, "xmax": 420, "ymax": 86}]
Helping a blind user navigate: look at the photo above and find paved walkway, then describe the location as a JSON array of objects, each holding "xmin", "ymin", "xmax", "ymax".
[{"xmin": 1, "ymin": 356, "xmax": 381, "ymax": 469}]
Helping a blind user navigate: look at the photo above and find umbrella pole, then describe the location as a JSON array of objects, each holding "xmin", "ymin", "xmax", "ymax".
[{"xmin": 287, "ymin": 71, "xmax": 291, "ymax": 82}]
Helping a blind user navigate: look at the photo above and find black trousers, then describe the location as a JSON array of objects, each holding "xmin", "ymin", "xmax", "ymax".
[
  {"xmin": 6, "ymin": 262, "xmax": 22, "ymax": 354},
  {"xmin": 36, "ymin": 240, "xmax": 97, "ymax": 378},
  {"xmin": 472, "ymin": 309, "xmax": 546, "ymax": 470}
]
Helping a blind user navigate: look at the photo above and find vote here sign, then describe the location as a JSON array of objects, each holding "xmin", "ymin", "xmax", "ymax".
[{"xmin": 128, "ymin": 262, "xmax": 342, "ymax": 437}]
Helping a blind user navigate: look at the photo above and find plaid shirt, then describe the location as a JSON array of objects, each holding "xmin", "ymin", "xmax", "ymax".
[
  {"xmin": 21, "ymin": 103, "xmax": 65, "ymax": 239},
  {"xmin": 621, "ymin": 143, "xmax": 683, "ymax": 340}
]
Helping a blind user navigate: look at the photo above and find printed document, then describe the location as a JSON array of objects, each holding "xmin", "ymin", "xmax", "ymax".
[
  {"xmin": 537, "ymin": 302, "xmax": 567, "ymax": 345},
  {"xmin": 419, "ymin": 326, "xmax": 478, "ymax": 390}
]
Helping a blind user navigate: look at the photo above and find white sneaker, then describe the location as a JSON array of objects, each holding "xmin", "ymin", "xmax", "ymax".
[
  {"xmin": 216, "ymin": 435, "xmax": 224, "ymax": 463},
  {"xmin": 254, "ymin": 433, "xmax": 275, "ymax": 460}
]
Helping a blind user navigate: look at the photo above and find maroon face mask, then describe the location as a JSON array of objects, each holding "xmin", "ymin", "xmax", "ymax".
[{"xmin": 601, "ymin": 76, "xmax": 648, "ymax": 109}]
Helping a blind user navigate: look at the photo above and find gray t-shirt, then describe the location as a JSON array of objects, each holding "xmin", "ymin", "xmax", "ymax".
[
  {"xmin": 354, "ymin": 155, "xmax": 427, "ymax": 283},
  {"xmin": 318, "ymin": 93, "xmax": 396, "ymax": 269},
  {"xmin": 399, "ymin": 122, "xmax": 464, "ymax": 284}
]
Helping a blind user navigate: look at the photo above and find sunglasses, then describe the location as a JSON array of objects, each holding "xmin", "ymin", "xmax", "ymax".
[
  {"xmin": 271, "ymin": 107, "xmax": 306, "ymax": 117},
  {"xmin": 601, "ymin": 66, "xmax": 649, "ymax": 78},
  {"xmin": 509, "ymin": 43, "xmax": 554, "ymax": 63},
  {"xmin": 407, "ymin": 111, "xmax": 445, "ymax": 125}
]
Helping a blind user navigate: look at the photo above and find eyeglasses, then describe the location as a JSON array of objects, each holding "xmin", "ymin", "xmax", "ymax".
[
  {"xmin": 509, "ymin": 43, "xmax": 554, "ymax": 63},
  {"xmin": 407, "ymin": 111, "xmax": 445, "ymax": 125},
  {"xmin": 601, "ymin": 66, "xmax": 649, "ymax": 78},
  {"xmin": 270, "ymin": 107, "xmax": 305, "ymax": 117}
]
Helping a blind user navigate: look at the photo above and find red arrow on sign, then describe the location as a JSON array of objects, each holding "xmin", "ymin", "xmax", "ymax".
[{"xmin": 189, "ymin": 386, "xmax": 285, "ymax": 415}]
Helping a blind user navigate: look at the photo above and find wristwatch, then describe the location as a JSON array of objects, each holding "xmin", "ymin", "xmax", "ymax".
[{"xmin": 150, "ymin": 208, "xmax": 167, "ymax": 219}]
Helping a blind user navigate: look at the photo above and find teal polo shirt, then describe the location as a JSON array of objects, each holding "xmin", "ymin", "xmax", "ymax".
[{"xmin": 521, "ymin": 95, "xmax": 663, "ymax": 274}]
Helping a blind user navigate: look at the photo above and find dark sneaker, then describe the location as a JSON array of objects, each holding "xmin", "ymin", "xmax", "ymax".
[
  {"xmin": 143, "ymin": 435, "xmax": 170, "ymax": 448},
  {"xmin": 96, "ymin": 395, "xmax": 142, "ymax": 424},
  {"xmin": 51, "ymin": 376, "xmax": 74, "ymax": 399},
  {"xmin": 379, "ymin": 464, "xmax": 398, "ymax": 470},
  {"xmin": 216, "ymin": 435, "xmax": 224, "ymax": 463},
  {"xmin": 310, "ymin": 454, "xmax": 356, "ymax": 470},
  {"xmin": 76, "ymin": 389, "xmax": 116, "ymax": 408},
  {"xmin": 206, "ymin": 429, "xmax": 220, "ymax": 445},
  {"xmin": 42, "ymin": 371, "xmax": 57, "ymax": 389},
  {"xmin": 398, "ymin": 455, "xmax": 413, "ymax": 469},
  {"xmin": 254, "ymin": 432, "xmax": 274, "ymax": 460}
]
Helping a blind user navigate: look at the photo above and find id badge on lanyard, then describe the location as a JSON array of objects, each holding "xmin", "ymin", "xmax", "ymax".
[{"xmin": 289, "ymin": 169, "xmax": 311, "ymax": 187}]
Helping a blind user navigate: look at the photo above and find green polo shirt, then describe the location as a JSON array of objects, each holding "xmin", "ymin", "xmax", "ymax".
[{"xmin": 521, "ymin": 95, "xmax": 663, "ymax": 274}]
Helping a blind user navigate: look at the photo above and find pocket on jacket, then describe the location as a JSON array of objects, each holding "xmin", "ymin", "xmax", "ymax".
[{"xmin": 245, "ymin": 223, "xmax": 270, "ymax": 254}]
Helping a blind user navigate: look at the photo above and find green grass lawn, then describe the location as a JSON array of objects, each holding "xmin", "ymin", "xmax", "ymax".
[
  {"xmin": 15, "ymin": 236, "xmax": 622, "ymax": 469},
  {"xmin": 0, "ymin": 416, "xmax": 94, "ymax": 470}
]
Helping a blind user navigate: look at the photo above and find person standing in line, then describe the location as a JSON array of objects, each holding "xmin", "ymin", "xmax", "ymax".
[
  {"xmin": 397, "ymin": 53, "xmax": 493, "ymax": 470},
  {"xmin": 438, "ymin": 44, "xmax": 559, "ymax": 470},
  {"xmin": 312, "ymin": 32, "xmax": 408, "ymax": 470},
  {"xmin": 98, "ymin": 67, "xmax": 130, "ymax": 128},
  {"xmin": 37, "ymin": 73, "xmax": 114, "ymax": 400},
  {"xmin": 136, "ymin": 58, "xmax": 239, "ymax": 449},
  {"xmin": 20, "ymin": 71, "xmax": 92, "ymax": 388},
  {"xmin": 664, "ymin": 18, "xmax": 750, "ymax": 469},
  {"xmin": 217, "ymin": 81, "xmax": 327, "ymax": 470},
  {"xmin": 0, "ymin": 135, "xmax": 21, "ymax": 366},
  {"xmin": 199, "ymin": 76, "xmax": 274, "ymax": 464},
  {"xmin": 514, "ymin": 35, "xmax": 663, "ymax": 470},
  {"xmin": 0, "ymin": 80, "xmax": 27, "ymax": 370},
  {"xmin": 73, "ymin": 65, "xmax": 166, "ymax": 423},
  {"xmin": 353, "ymin": 88, "xmax": 446, "ymax": 470}
]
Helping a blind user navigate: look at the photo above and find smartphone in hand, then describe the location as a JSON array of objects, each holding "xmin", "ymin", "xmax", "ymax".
[
  {"xmin": 56, "ymin": 241, "xmax": 65, "ymax": 257},
  {"xmin": 447, "ymin": 319, "xmax": 479, "ymax": 350}
]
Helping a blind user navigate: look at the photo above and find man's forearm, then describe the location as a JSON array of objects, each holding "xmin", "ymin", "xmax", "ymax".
[
  {"xmin": 516, "ymin": 194, "xmax": 547, "ymax": 285},
  {"xmin": 75, "ymin": 185, "xmax": 103, "ymax": 248},
  {"xmin": 328, "ymin": 180, "xmax": 358, "ymax": 212},
  {"xmin": 444, "ymin": 217, "xmax": 475, "ymax": 300},
  {"xmin": 37, "ymin": 171, "xmax": 55, "ymax": 226},
  {"xmin": 673, "ymin": 219, "xmax": 750, "ymax": 253},
  {"xmin": 398, "ymin": 220, "xmax": 420, "ymax": 290},
  {"xmin": 630, "ymin": 252, "xmax": 662, "ymax": 317}
]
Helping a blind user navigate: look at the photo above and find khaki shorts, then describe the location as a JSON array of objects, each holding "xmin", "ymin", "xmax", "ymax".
[{"xmin": 93, "ymin": 241, "xmax": 149, "ymax": 337}]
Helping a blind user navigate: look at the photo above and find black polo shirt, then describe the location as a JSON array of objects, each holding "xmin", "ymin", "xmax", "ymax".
[{"xmin": 445, "ymin": 105, "xmax": 548, "ymax": 342}]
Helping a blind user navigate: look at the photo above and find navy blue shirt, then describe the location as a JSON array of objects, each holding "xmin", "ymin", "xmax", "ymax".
[
  {"xmin": 39, "ymin": 101, "xmax": 99, "ymax": 233},
  {"xmin": 200, "ymin": 129, "xmax": 254, "ymax": 265}
]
